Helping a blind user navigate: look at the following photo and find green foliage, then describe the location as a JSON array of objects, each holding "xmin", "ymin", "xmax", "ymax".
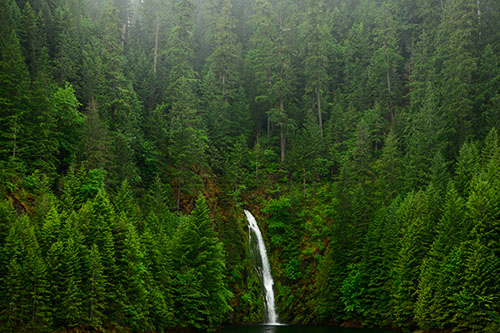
[
  {"xmin": 1, "ymin": 0, "xmax": 500, "ymax": 331},
  {"xmin": 171, "ymin": 196, "xmax": 232, "ymax": 329},
  {"xmin": 341, "ymin": 264, "xmax": 364, "ymax": 314}
]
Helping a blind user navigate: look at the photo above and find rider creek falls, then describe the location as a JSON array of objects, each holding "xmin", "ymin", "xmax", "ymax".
[
  {"xmin": 230, "ymin": 211, "xmax": 392, "ymax": 333},
  {"xmin": 1, "ymin": 0, "xmax": 500, "ymax": 331}
]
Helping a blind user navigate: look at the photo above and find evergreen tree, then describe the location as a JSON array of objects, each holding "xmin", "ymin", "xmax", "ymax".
[
  {"xmin": 452, "ymin": 134, "xmax": 500, "ymax": 331},
  {"xmin": 301, "ymin": 0, "xmax": 331, "ymax": 135},
  {"xmin": 1, "ymin": 0, "xmax": 500, "ymax": 331},
  {"xmin": 171, "ymin": 197, "xmax": 232, "ymax": 329},
  {"xmin": 79, "ymin": 99, "xmax": 114, "ymax": 174},
  {"xmin": 86, "ymin": 244, "xmax": 107, "ymax": 330},
  {"xmin": 415, "ymin": 184, "xmax": 467, "ymax": 329},
  {"xmin": 0, "ymin": 30, "xmax": 30, "ymax": 181},
  {"xmin": 2, "ymin": 215, "xmax": 51, "ymax": 330},
  {"xmin": 19, "ymin": 1, "xmax": 44, "ymax": 78},
  {"xmin": 391, "ymin": 191, "xmax": 435, "ymax": 330},
  {"xmin": 368, "ymin": 1, "xmax": 403, "ymax": 122},
  {"xmin": 61, "ymin": 229, "xmax": 85, "ymax": 329},
  {"xmin": 246, "ymin": 0, "xmax": 276, "ymax": 139},
  {"xmin": 436, "ymin": 0, "xmax": 479, "ymax": 154},
  {"xmin": 119, "ymin": 217, "xmax": 150, "ymax": 330},
  {"xmin": 166, "ymin": 0, "xmax": 208, "ymax": 209}
]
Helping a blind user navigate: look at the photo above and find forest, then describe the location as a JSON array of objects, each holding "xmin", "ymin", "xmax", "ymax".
[{"xmin": 1, "ymin": 0, "xmax": 500, "ymax": 331}]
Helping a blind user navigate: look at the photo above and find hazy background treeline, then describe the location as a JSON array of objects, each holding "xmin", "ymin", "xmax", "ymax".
[{"xmin": 0, "ymin": 0, "xmax": 499, "ymax": 331}]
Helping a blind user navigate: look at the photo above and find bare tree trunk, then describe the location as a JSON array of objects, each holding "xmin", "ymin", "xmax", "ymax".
[
  {"xmin": 267, "ymin": 78, "xmax": 272, "ymax": 140},
  {"xmin": 440, "ymin": 0, "xmax": 444, "ymax": 11},
  {"xmin": 278, "ymin": 17, "xmax": 286, "ymax": 163},
  {"xmin": 153, "ymin": 18, "xmax": 159, "ymax": 73},
  {"xmin": 317, "ymin": 88, "xmax": 323, "ymax": 136},
  {"xmin": 121, "ymin": 23, "xmax": 127, "ymax": 49},
  {"xmin": 90, "ymin": 272, "xmax": 94, "ymax": 320},
  {"xmin": 12, "ymin": 117, "xmax": 17, "ymax": 157},
  {"xmin": 267, "ymin": 114, "xmax": 270, "ymax": 140},
  {"xmin": 222, "ymin": 72, "xmax": 226, "ymax": 100},
  {"xmin": 477, "ymin": 0, "xmax": 481, "ymax": 33},
  {"xmin": 384, "ymin": 43, "xmax": 394, "ymax": 122},
  {"xmin": 280, "ymin": 94, "xmax": 285, "ymax": 163},
  {"xmin": 32, "ymin": 275, "xmax": 37, "ymax": 322},
  {"xmin": 177, "ymin": 185, "xmax": 182, "ymax": 210},
  {"xmin": 303, "ymin": 169, "xmax": 306, "ymax": 197}
]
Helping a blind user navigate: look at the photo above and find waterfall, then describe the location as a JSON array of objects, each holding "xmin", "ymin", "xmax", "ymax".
[{"xmin": 244, "ymin": 210, "xmax": 279, "ymax": 324}]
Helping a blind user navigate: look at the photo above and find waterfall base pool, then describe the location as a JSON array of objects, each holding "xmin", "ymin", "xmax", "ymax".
[{"xmin": 220, "ymin": 325, "xmax": 392, "ymax": 333}]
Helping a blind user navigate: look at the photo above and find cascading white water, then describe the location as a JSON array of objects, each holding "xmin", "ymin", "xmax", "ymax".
[{"xmin": 244, "ymin": 210, "xmax": 279, "ymax": 324}]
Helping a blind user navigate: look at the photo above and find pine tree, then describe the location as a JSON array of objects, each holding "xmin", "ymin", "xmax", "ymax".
[
  {"xmin": 247, "ymin": 0, "xmax": 276, "ymax": 139},
  {"xmin": 357, "ymin": 199, "xmax": 404, "ymax": 327},
  {"xmin": 301, "ymin": 0, "xmax": 332, "ymax": 135},
  {"xmin": 79, "ymin": 99, "xmax": 114, "ymax": 173},
  {"xmin": 267, "ymin": 0, "xmax": 296, "ymax": 164},
  {"xmin": 52, "ymin": 83, "xmax": 83, "ymax": 172},
  {"xmin": 46, "ymin": 240, "xmax": 66, "ymax": 327},
  {"xmin": 247, "ymin": 0, "xmax": 295, "ymax": 163},
  {"xmin": 204, "ymin": 0, "xmax": 241, "ymax": 102},
  {"xmin": 452, "ymin": 136, "xmax": 500, "ymax": 331},
  {"xmin": 342, "ymin": 22, "xmax": 371, "ymax": 113},
  {"xmin": 369, "ymin": 1, "xmax": 403, "ymax": 122},
  {"xmin": 76, "ymin": 188, "xmax": 118, "ymax": 323},
  {"xmin": 373, "ymin": 128, "xmax": 403, "ymax": 204},
  {"xmin": 62, "ymin": 230, "xmax": 85, "ymax": 329},
  {"xmin": 39, "ymin": 205, "xmax": 62, "ymax": 254},
  {"xmin": 119, "ymin": 217, "xmax": 150, "ymax": 330},
  {"xmin": 86, "ymin": 244, "xmax": 107, "ymax": 330},
  {"xmin": 0, "ymin": 30, "xmax": 30, "ymax": 180},
  {"xmin": 114, "ymin": 179, "xmax": 141, "ymax": 223},
  {"xmin": 19, "ymin": 1, "xmax": 44, "ymax": 78},
  {"xmin": 140, "ymin": 223, "xmax": 174, "ymax": 330},
  {"xmin": 475, "ymin": 45, "xmax": 500, "ymax": 135},
  {"xmin": 404, "ymin": 81, "xmax": 447, "ymax": 190},
  {"xmin": 201, "ymin": 0, "xmax": 248, "ymax": 169},
  {"xmin": 436, "ymin": 0, "xmax": 479, "ymax": 155},
  {"xmin": 391, "ymin": 191, "xmax": 436, "ymax": 330},
  {"xmin": 455, "ymin": 141, "xmax": 480, "ymax": 196},
  {"xmin": 171, "ymin": 197, "xmax": 232, "ymax": 329},
  {"xmin": 415, "ymin": 184, "xmax": 467, "ymax": 329},
  {"xmin": 2, "ymin": 256, "xmax": 24, "ymax": 330},
  {"xmin": 2, "ymin": 215, "xmax": 52, "ymax": 330},
  {"xmin": 166, "ymin": 0, "xmax": 208, "ymax": 209},
  {"xmin": 0, "ymin": 0, "xmax": 21, "ymax": 46}
]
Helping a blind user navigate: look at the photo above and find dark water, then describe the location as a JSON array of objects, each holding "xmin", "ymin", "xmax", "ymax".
[{"xmin": 220, "ymin": 324, "xmax": 391, "ymax": 333}]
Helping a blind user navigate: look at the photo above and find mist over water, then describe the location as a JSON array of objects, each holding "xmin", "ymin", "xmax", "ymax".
[{"xmin": 220, "ymin": 325, "xmax": 393, "ymax": 333}]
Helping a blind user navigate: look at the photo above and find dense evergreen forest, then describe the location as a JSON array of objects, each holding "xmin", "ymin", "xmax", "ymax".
[{"xmin": 1, "ymin": 0, "xmax": 500, "ymax": 331}]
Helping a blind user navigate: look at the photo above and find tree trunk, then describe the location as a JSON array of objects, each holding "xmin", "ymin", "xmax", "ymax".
[
  {"xmin": 303, "ymin": 169, "xmax": 306, "ymax": 197},
  {"xmin": 278, "ymin": 18, "xmax": 286, "ymax": 163},
  {"xmin": 222, "ymin": 72, "xmax": 226, "ymax": 100},
  {"xmin": 153, "ymin": 18, "xmax": 159, "ymax": 73},
  {"xmin": 477, "ymin": 0, "xmax": 481, "ymax": 32},
  {"xmin": 280, "ymin": 94, "xmax": 285, "ymax": 163},
  {"xmin": 121, "ymin": 23, "xmax": 127, "ymax": 49},
  {"xmin": 12, "ymin": 117, "xmax": 17, "ymax": 157},
  {"xmin": 267, "ymin": 79, "xmax": 272, "ymax": 140},
  {"xmin": 177, "ymin": 185, "xmax": 182, "ymax": 210},
  {"xmin": 267, "ymin": 114, "xmax": 270, "ymax": 140},
  {"xmin": 317, "ymin": 88, "xmax": 323, "ymax": 136},
  {"xmin": 32, "ymin": 275, "xmax": 37, "ymax": 322},
  {"xmin": 90, "ymin": 271, "xmax": 94, "ymax": 320},
  {"xmin": 384, "ymin": 43, "xmax": 394, "ymax": 122}
]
